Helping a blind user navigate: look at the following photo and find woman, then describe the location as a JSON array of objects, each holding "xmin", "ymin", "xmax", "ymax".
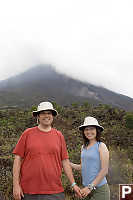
[{"xmin": 70, "ymin": 116, "xmax": 110, "ymax": 200}]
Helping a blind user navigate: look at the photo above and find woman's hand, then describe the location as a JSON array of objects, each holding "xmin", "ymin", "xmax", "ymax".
[{"xmin": 81, "ymin": 187, "xmax": 91, "ymax": 198}]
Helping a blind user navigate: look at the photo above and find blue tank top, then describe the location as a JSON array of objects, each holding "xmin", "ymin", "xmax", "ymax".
[{"xmin": 81, "ymin": 142, "xmax": 107, "ymax": 187}]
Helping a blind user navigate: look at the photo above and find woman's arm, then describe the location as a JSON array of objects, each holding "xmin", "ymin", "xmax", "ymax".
[
  {"xmin": 70, "ymin": 145, "xmax": 83, "ymax": 171},
  {"xmin": 70, "ymin": 162, "xmax": 81, "ymax": 170},
  {"xmin": 91, "ymin": 142, "xmax": 109, "ymax": 186}
]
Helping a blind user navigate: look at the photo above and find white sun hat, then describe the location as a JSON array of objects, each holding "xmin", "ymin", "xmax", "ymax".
[
  {"xmin": 79, "ymin": 116, "xmax": 104, "ymax": 131},
  {"xmin": 33, "ymin": 102, "xmax": 58, "ymax": 117}
]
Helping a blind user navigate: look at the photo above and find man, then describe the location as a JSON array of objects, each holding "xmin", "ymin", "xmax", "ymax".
[{"xmin": 13, "ymin": 102, "xmax": 82, "ymax": 200}]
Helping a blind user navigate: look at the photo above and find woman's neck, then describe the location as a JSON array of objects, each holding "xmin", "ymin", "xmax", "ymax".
[{"xmin": 88, "ymin": 139, "xmax": 97, "ymax": 145}]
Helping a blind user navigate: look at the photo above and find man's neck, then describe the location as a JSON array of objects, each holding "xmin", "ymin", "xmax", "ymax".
[{"xmin": 38, "ymin": 124, "xmax": 52, "ymax": 132}]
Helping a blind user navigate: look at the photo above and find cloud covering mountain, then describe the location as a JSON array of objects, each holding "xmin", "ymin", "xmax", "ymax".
[{"xmin": 0, "ymin": 65, "xmax": 133, "ymax": 111}]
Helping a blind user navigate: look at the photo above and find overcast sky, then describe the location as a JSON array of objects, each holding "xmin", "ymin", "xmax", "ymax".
[{"xmin": 0, "ymin": 0, "xmax": 133, "ymax": 98}]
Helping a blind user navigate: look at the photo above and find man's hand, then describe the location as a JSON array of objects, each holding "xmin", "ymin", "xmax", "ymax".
[
  {"xmin": 73, "ymin": 184, "xmax": 82, "ymax": 198},
  {"xmin": 13, "ymin": 184, "xmax": 24, "ymax": 200},
  {"xmin": 81, "ymin": 187, "xmax": 91, "ymax": 198}
]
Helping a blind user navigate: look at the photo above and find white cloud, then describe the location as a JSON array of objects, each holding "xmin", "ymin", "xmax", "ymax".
[{"xmin": 0, "ymin": 0, "xmax": 133, "ymax": 98}]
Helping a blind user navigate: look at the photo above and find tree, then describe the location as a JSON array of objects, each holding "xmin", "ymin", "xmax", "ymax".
[{"xmin": 124, "ymin": 112, "xmax": 133, "ymax": 129}]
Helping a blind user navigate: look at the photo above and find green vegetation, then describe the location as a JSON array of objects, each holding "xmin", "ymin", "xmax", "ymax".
[
  {"xmin": 124, "ymin": 112, "xmax": 133, "ymax": 129},
  {"xmin": 0, "ymin": 103, "xmax": 133, "ymax": 200}
]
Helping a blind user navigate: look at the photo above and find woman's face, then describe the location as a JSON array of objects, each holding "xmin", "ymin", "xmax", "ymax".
[{"xmin": 84, "ymin": 126, "xmax": 97, "ymax": 140}]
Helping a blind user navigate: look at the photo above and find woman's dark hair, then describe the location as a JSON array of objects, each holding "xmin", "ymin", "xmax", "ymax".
[{"xmin": 81, "ymin": 126, "xmax": 102, "ymax": 148}]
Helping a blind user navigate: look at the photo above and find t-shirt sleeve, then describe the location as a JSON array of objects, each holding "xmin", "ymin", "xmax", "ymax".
[
  {"xmin": 12, "ymin": 129, "xmax": 28, "ymax": 158},
  {"xmin": 59, "ymin": 132, "xmax": 69, "ymax": 161}
]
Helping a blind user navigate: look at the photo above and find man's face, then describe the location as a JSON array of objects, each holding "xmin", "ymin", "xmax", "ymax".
[{"xmin": 38, "ymin": 110, "xmax": 53, "ymax": 126}]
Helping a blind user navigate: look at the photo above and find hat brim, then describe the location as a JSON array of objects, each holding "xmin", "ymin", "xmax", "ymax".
[
  {"xmin": 79, "ymin": 125, "xmax": 104, "ymax": 132},
  {"xmin": 33, "ymin": 109, "xmax": 58, "ymax": 117}
]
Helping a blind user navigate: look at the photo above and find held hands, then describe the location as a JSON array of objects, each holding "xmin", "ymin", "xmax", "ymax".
[
  {"xmin": 13, "ymin": 184, "xmax": 24, "ymax": 200},
  {"xmin": 80, "ymin": 187, "xmax": 91, "ymax": 198},
  {"xmin": 72, "ymin": 184, "xmax": 91, "ymax": 199},
  {"xmin": 73, "ymin": 184, "xmax": 82, "ymax": 198}
]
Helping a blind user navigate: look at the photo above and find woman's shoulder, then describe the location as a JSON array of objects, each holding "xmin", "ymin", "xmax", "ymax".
[
  {"xmin": 81, "ymin": 145, "xmax": 84, "ymax": 151},
  {"xmin": 98, "ymin": 142, "xmax": 109, "ymax": 151}
]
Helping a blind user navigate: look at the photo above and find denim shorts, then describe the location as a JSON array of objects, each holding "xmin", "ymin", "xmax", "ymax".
[{"xmin": 22, "ymin": 192, "xmax": 65, "ymax": 200}]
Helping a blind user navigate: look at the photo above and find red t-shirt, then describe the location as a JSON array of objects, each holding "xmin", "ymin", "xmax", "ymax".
[{"xmin": 13, "ymin": 127, "xmax": 69, "ymax": 194}]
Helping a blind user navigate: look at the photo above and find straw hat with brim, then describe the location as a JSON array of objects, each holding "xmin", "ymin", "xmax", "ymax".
[
  {"xmin": 79, "ymin": 116, "xmax": 104, "ymax": 132},
  {"xmin": 33, "ymin": 102, "xmax": 58, "ymax": 117}
]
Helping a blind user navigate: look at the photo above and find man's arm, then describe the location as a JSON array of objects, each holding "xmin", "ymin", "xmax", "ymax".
[
  {"xmin": 13, "ymin": 155, "xmax": 24, "ymax": 200},
  {"xmin": 62, "ymin": 159, "xmax": 82, "ymax": 198}
]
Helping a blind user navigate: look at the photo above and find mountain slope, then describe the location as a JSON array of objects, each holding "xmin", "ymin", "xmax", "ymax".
[{"xmin": 0, "ymin": 65, "xmax": 133, "ymax": 110}]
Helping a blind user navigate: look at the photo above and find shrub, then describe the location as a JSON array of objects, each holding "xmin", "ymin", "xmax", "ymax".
[{"xmin": 124, "ymin": 112, "xmax": 133, "ymax": 129}]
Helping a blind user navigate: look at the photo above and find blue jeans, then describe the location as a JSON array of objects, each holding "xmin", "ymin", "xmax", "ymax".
[{"xmin": 22, "ymin": 192, "xmax": 65, "ymax": 200}]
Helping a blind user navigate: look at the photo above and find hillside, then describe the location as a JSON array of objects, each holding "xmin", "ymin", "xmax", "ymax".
[
  {"xmin": 0, "ymin": 65, "xmax": 133, "ymax": 110},
  {"xmin": 0, "ymin": 103, "xmax": 133, "ymax": 200}
]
